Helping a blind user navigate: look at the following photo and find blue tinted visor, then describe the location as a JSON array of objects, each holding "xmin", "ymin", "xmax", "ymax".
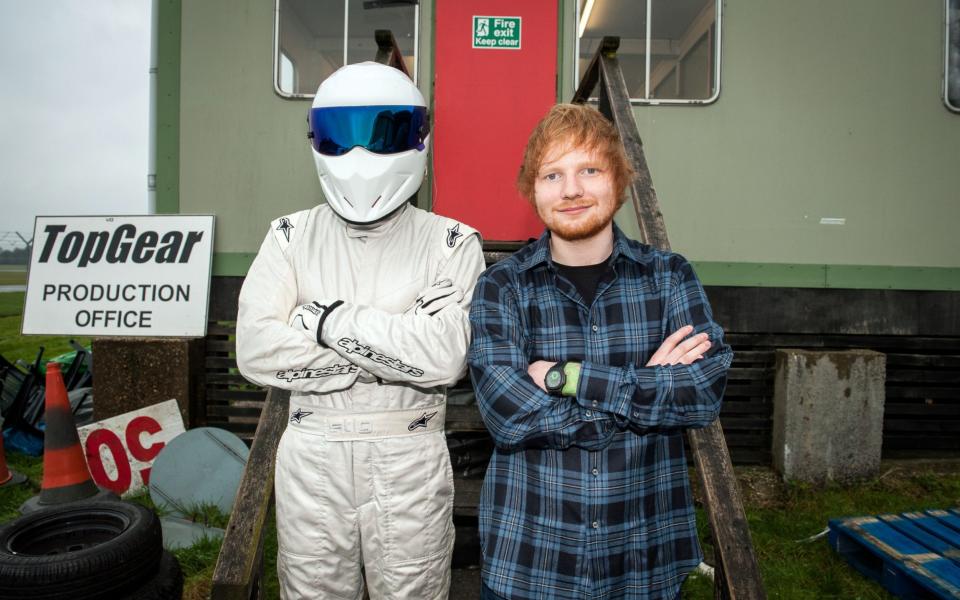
[{"xmin": 308, "ymin": 105, "xmax": 430, "ymax": 156}]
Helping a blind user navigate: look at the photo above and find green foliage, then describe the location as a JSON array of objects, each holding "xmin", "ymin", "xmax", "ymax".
[
  {"xmin": 0, "ymin": 451, "xmax": 42, "ymax": 522},
  {"xmin": 0, "ymin": 292, "xmax": 25, "ymax": 318},
  {"xmin": 263, "ymin": 509, "xmax": 280, "ymax": 599},
  {"xmin": 158, "ymin": 500, "xmax": 231, "ymax": 529},
  {"xmin": 0, "ymin": 292, "xmax": 90, "ymax": 366},
  {"xmin": 682, "ymin": 563, "xmax": 715, "ymax": 597},
  {"xmin": 683, "ymin": 464, "xmax": 960, "ymax": 599},
  {"xmin": 0, "ymin": 270, "xmax": 26, "ymax": 286},
  {"xmin": 125, "ymin": 491, "xmax": 233, "ymax": 598},
  {"xmin": 174, "ymin": 534, "xmax": 223, "ymax": 598}
]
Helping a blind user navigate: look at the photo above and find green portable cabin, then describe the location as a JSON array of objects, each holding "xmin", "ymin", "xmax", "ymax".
[{"xmin": 151, "ymin": 0, "xmax": 960, "ymax": 461}]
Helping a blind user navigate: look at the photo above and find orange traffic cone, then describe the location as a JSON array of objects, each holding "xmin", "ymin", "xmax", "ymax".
[
  {"xmin": 21, "ymin": 363, "xmax": 113, "ymax": 513},
  {"xmin": 0, "ymin": 430, "xmax": 27, "ymax": 487}
]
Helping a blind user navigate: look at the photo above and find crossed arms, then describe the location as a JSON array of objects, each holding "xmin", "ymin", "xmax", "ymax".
[
  {"xmin": 468, "ymin": 256, "xmax": 732, "ymax": 451},
  {"xmin": 236, "ymin": 228, "xmax": 485, "ymax": 392}
]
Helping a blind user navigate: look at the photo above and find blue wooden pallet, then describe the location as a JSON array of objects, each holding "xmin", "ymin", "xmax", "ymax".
[{"xmin": 829, "ymin": 509, "xmax": 960, "ymax": 599}]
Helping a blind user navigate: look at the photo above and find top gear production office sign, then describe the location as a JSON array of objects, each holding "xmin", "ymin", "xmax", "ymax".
[
  {"xmin": 22, "ymin": 215, "xmax": 215, "ymax": 337},
  {"xmin": 472, "ymin": 16, "xmax": 521, "ymax": 49}
]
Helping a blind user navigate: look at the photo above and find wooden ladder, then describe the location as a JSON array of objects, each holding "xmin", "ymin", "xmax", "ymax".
[{"xmin": 572, "ymin": 36, "xmax": 766, "ymax": 600}]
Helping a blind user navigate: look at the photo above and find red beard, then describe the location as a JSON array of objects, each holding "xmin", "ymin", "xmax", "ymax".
[{"xmin": 538, "ymin": 200, "xmax": 617, "ymax": 241}]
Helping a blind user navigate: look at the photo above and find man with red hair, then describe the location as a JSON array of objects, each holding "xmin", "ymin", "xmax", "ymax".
[{"xmin": 469, "ymin": 103, "xmax": 731, "ymax": 599}]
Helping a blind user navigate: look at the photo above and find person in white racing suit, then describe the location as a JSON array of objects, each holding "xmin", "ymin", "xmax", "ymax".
[{"xmin": 236, "ymin": 62, "xmax": 485, "ymax": 600}]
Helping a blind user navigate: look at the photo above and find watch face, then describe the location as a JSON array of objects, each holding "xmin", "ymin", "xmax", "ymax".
[{"xmin": 545, "ymin": 368, "xmax": 563, "ymax": 389}]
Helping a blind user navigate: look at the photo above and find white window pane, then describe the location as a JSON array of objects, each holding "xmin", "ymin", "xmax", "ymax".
[
  {"xmin": 649, "ymin": 0, "xmax": 715, "ymax": 101},
  {"xmin": 579, "ymin": 0, "xmax": 648, "ymax": 98},
  {"xmin": 346, "ymin": 0, "xmax": 416, "ymax": 76},
  {"xmin": 576, "ymin": 0, "xmax": 719, "ymax": 103},
  {"xmin": 277, "ymin": 0, "xmax": 345, "ymax": 96},
  {"xmin": 279, "ymin": 52, "xmax": 296, "ymax": 94},
  {"xmin": 948, "ymin": 0, "xmax": 960, "ymax": 111}
]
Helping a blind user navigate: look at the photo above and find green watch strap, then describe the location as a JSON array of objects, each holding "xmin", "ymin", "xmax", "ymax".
[{"xmin": 561, "ymin": 362, "xmax": 581, "ymax": 397}]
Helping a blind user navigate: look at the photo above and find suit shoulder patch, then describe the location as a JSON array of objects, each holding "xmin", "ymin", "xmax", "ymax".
[
  {"xmin": 438, "ymin": 218, "xmax": 479, "ymax": 254},
  {"xmin": 270, "ymin": 210, "xmax": 309, "ymax": 250}
]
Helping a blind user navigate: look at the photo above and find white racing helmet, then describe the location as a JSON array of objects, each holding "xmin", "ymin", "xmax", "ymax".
[{"xmin": 308, "ymin": 62, "xmax": 430, "ymax": 223}]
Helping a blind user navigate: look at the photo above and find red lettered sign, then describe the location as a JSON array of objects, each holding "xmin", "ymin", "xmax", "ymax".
[{"xmin": 77, "ymin": 399, "xmax": 185, "ymax": 497}]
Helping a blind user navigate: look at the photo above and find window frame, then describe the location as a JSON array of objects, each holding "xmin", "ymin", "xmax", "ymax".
[
  {"xmin": 573, "ymin": 0, "xmax": 723, "ymax": 105},
  {"xmin": 946, "ymin": 0, "xmax": 960, "ymax": 112},
  {"xmin": 273, "ymin": 0, "xmax": 420, "ymax": 100}
]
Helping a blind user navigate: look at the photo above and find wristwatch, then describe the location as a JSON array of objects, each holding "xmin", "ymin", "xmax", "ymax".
[
  {"xmin": 544, "ymin": 361, "xmax": 567, "ymax": 395},
  {"xmin": 545, "ymin": 361, "xmax": 582, "ymax": 396}
]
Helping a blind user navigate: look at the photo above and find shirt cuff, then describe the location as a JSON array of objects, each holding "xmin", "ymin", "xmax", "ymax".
[{"xmin": 578, "ymin": 361, "xmax": 672, "ymax": 422}]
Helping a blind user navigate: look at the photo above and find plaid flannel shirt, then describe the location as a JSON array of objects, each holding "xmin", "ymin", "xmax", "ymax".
[{"xmin": 468, "ymin": 225, "xmax": 732, "ymax": 600}]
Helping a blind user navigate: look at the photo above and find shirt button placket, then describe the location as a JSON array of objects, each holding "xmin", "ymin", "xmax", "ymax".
[
  {"xmin": 586, "ymin": 313, "xmax": 603, "ymax": 538},
  {"xmin": 588, "ymin": 454, "xmax": 601, "ymax": 535},
  {"xmin": 589, "ymin": 305, "xmax": 600, "ymax": 335}
]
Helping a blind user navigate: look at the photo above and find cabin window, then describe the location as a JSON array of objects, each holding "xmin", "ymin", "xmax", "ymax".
[
  {"xmin": 279, "ymin": 52, "xmax": 296, "ymax": 93},
  {"xmin": 948, "ymin": 0, "xmax": 960, "ymax": 112},
  {"xmin": 575, "ymin": 0, "xmax": 721, "ymax": 104},
  {"xmin": 275, "ymin": 0, "xmax": 418, "ymax": 98}
]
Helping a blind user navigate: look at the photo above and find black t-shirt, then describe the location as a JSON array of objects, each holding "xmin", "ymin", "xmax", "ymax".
[{"xmin": 555, "ymin": 259, "xmax": 610, "ymax": 306}]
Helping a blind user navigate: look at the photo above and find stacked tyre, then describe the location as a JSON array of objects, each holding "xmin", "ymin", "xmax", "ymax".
[{"xmin": 0, "ymin": 501, "xmax": 182, "ymax": 599}]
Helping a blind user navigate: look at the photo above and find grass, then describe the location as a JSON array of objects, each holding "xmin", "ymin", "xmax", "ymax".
[
  {"xmin": 681, "ymin": 463, "xmax": 960, "ymax": 599},
  {"xmin": 0, "ymin": 292, "xmax": 25, "ymax": 317},
  {"xmin": 0, "ymin": 268, "xmax": 26, "ymax": 287},
  {"xmin": 0, "ymin": 292, "xmax": 90, "ymax": 366},
  {"xmin": 0, "ymin": 452, "xmax": 43, "ymax": 522},
  {"xmin": 2, "ymin": 451, "xmax": 957, "ymax": 599}
]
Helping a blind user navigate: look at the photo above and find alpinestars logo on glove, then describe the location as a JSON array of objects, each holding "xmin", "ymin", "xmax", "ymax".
[
  {"xmin": 407, "ymin": 411, "xmax": 438, "ymax": 431},
  {"xmin": 276, "ymin": 364, "xmax": 358, "ymax": 381},
  {"xmin": 292, "ymin": 302, "xmax": 324, "ymax": 332},
  {"xmin": 337, "ymin": 338, "xmax": 424, "ymax": 377}
]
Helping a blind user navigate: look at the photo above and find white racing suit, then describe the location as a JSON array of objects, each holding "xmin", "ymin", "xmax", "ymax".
[{"xmin": 236, "ymin": 203, "xmax": 484, "ymax": 600}]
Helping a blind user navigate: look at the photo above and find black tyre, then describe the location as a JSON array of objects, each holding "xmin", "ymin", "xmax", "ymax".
[
  {"xmin": 119, "ymin": 551, "xmax": 183, "ymax": 600},
  {"xmin": 0, "ymin": 501, "xmax": 163, "ymax": 600}
]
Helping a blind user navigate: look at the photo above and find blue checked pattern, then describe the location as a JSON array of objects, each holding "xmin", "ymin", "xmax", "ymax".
[{"xmin": 468, "ymin": 225, "xmax": 732, "ymax": 600}]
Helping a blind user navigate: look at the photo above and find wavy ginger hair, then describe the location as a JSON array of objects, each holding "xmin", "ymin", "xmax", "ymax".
[{"xmin": 516, "ymin": 103, "xmax": 634, "ymax": 205}]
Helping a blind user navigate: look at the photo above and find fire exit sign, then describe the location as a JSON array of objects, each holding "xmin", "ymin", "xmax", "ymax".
[{"xmin": 472, "ymin": 16, "xmax": 521, "ymax": 50}]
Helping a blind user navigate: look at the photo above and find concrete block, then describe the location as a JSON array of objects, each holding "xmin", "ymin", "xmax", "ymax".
[
  {"xmin": 772, "ymin": 349, "xmax": 886, "ymax": 484},
  {"xmin": 91, "ymin": 338, "xmax": 205, "ymax": 425}
]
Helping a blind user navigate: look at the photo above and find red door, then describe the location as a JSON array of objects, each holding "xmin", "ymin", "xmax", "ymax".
[{"xmin": 432, "ymin": 0, "xmax": 558, "ymax": 241}]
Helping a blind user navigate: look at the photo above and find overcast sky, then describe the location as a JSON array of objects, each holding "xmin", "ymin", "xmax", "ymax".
[{"xmin": 0, "ymin": 1, "xmax": 150, "ymax": 249}]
